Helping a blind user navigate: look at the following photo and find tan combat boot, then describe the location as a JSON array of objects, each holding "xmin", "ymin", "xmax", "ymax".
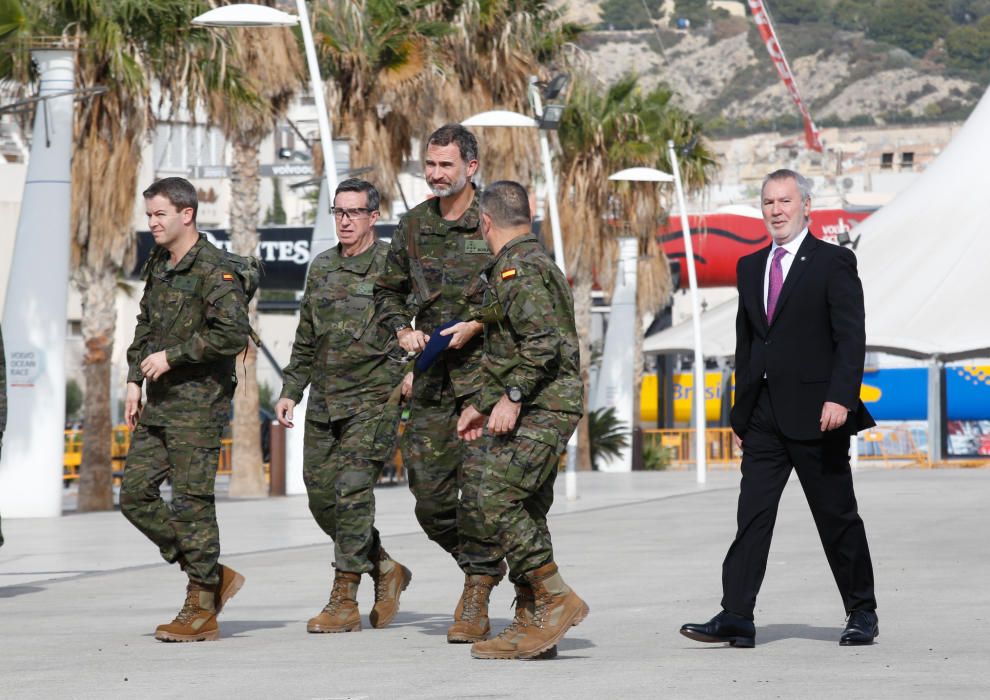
[
  {"xmin": 369, "ymin": 548, "xmax": 412, "ymax": 629},
  {"xmin": 307, "ymin": 570, "xmax": 362, "ymax": 633},
  {"xmin": 155, "ymin": 582, "xmax": 219, "ymax": 642},
  {"xmin": 446, "ymin": 574, "xmax": 502, "ymax": 643},
  {"xmin": 454, "ymin": 560, "xmax": 507, "ymax": 621},
  {"xmin": 513, "ymin": 562, "xmax": 589, "ymax": 659},
  {"xmin": 214, "ymin": 564, "xmax": 245, "ymax": 614},
  {"xmin": 471, "ymin": 583, "xmax": 558, "ymax": 660}
]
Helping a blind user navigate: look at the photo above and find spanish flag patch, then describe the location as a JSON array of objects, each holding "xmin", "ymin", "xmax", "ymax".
[
  {"xmin": 501, "ymin": 268, "xmax": 517, "ymax": 280},
  {"xmin": 222, "ymin": 272, "xmax": 235, "ymax": 282}
]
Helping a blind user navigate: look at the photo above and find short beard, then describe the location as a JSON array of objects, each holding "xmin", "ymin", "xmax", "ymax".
[{"xmin": 428, "ymin": 171, "xmax": 468, "ymax": 198}]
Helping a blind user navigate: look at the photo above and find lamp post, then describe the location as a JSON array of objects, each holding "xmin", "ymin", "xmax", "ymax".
[
  {"xmin": 461, "ymin": 98, "xmax": 580, "ymax": 499},
  {"xmin": 192, "ymin": 1, "xmax": 339, "ymax": 251},
  {"xmin": 193, "ymin": 2, "xmax": 341, "ymax": 496},
  {"xmin": 609, "ymin": 158, "xmax": 707, "ymax": 485}
]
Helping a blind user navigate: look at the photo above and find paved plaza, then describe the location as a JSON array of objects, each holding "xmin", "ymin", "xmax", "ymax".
[{"xmin": 1, "ymin": 467, "xmax": 988, "ymax": 699}]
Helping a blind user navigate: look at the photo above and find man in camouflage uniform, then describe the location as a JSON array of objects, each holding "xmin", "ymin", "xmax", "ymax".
[
  {"xmin": 276, "ymin": 179, "xmax": 411, "ymax": 633},
  {"xmin": 0, "ymin": 322, "xmax": 6, "ymax": 548},
  {"xmin": 374, "ymin": 124, "xmax": 506, "ymax": 643},
  {"xmin": 121, "ymin": 177, "xmax": 250, "ymax": 642},
  {"xmin": 457, "ymin": 181, "xmax": 588, "ymax": 660}
]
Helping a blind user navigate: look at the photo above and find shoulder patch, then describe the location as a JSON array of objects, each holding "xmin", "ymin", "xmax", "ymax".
[
  {"xmin": 222, "ymin": 272, "xmax": 235, "ymax": 282},
  {"xmin": 501, "ymin": 268, "xmax": 518, "ymax": 280}
]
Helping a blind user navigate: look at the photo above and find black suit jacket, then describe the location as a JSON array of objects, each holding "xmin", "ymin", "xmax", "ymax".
[{"xmin": 730, "ymin": 234, "xmax": 875, "ymax": 441}]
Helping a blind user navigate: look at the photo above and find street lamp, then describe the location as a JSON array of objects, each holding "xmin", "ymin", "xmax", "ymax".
[
  {"xmin": 192, "ymin": 2, "xmax": 339, "ymax": 251},
  {"xmin": 461, "ymin": 76, "xmax": 568, "ymax": 276},
  {"xmin": 609, "ymin": 151, "xmax": 707, "ymax": 485}
]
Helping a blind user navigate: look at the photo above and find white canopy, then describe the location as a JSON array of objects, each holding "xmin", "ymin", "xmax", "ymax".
[{"xmin": 645, "ymin": 83, "xmax": 990, "ymax": 361}]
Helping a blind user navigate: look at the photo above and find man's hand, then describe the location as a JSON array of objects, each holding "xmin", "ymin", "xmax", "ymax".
[
  {"xmin": 439, "ymin": 320, "xmax": 482, "ymax": 350},
  {"xmin": 732, "ymin": 430, "xmax": 742, "ymax": 449},
  {"xmin": 400, "ymin": 372, "xmax": 414, "ymax": 400},
  {"xmin": 139, "ymin": 351, "xmax": 171, "ymax": 382},
  {"xmin": 457, "ymin": 404, "xmax": 486, "ymax": 442},
  {"xmin": 488, "ymin": 395, "xmax": 522, "ymax": 436},
  {"xmin": 125, "ymin": 382, "xmax": 143, "ymax": 431},
  {"xmin": 820, "ymin": 401, "xmax": 849, "ymax": 432},
  {"xmin": 397, "ymin": 327, "xmax": 429, "ymax": 353},
  {"xmin": 275, "ymin": 397, "xmax": 296, "ymax": 428}
]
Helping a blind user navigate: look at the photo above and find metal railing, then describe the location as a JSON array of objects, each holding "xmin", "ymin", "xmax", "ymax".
[
  {"xmin": 642, "ymin": 425, "xmax": 937, "ymax": 470},
  {"xmin": 64, "ymin": 427, "xmax": 249, "ymax": 484}
]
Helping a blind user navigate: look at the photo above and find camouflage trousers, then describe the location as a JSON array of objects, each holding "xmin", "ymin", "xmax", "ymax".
[
  {"xmin": 303, "ymin": 405, "xmax": 399, "ymax": 574},
  {"xmin": 464, "ymin": 408, "xmax": 580, "ymax": 583},
  {"xmin": 403, "ymin": 391, "xmax": 503, "ymax": 577},
  {"xmin": 120, "ymin": 424, "xmax": 222, "ymax": 586}
]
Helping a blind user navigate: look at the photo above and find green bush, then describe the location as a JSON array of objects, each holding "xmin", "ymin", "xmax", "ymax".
[
  {"xmin": 642, "ymin": 443, "xmax": 671, "ymax": 471},
  {"xmin": 65, "ymin": 379, "xmax": 83, "ymax": 421},
  {"xmin": 588, "ymin": 407, "xmax": 629, "ymax": 470}
]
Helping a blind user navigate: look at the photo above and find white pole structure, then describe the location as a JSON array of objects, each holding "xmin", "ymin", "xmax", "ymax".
[
  {"xmin": 0, "ymin": 50, "xmax": 76, "ymax": 519},
  {"xmin": 609, "ymin": 160, "xmax": 707, "ymax": 484},
  {"xmin": 666, "ymin": 141, "xmax": 707, "ymax": 484},
  {"xmin": 461, "ymin": 107, "xmax": 578, "ymax": 497},
  {"xmin": 193, "ymin": 2, "xmax": 341, "ymax": 495}
]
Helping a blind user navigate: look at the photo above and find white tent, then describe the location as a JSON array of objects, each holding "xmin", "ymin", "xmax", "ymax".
[
  {"xmin": 646, "ymin": 82, "xmax": 990, "ymax": 362},
  {"xmin": 643, "ymin": 295, "xmax": 737, "ymax": 357}
]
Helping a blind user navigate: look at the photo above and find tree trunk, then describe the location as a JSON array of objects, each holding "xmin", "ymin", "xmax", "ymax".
[
  {"xmin": 77, "ymin": 266, "xmax": 116, "ymax": 511},
  {"xmin": 227, "ymin": 138, "xmax": 267, "ymax": 498},
  {"xmin": 572, "ymin": 275, "xmax": 594, "ymax": 472}
]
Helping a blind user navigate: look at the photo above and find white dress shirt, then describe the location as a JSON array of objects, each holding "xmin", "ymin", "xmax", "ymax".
[{"xmin": 763, "ymin": 227, "xmax": 809, "ymax": 314}]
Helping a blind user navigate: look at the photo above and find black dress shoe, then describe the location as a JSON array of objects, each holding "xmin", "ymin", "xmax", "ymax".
[
  {"xmin": 840, "ymin": 609, "xmax": 878, "ymax": 646},
  {"xmin": 680, "ymin": 610, "xmax": 755, "ymax": 648}
]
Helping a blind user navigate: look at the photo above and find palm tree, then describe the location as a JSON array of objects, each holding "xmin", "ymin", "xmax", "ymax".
[
  {"xmin": 3, "ymin": 0, "xmax": 252, "ymax": 510},
  {"xmin": 556, "ymin": 74, "xmax": 718, "ymax": 470},
  {"xmin": 313, "ymin": 0, "xmax": 450, "ymax": 212},
  {"xmin": 312, "ymin": 1, "xmax": 579, "ymax": 208},
  {"xmin": 204, "ymin": 15, "xmax": 304, "ymax": 498}
]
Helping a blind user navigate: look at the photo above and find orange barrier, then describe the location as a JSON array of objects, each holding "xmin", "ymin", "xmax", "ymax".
[
  {"xmin": 64, "ymin": 427, "xmax": 261, "ymax": 484},
  {"xmin": 643, "ymin": 424, "xmax": 936, "ymax": 470}
]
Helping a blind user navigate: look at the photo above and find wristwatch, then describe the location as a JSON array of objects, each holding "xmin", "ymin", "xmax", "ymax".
[
  {"xmin": 505, "ymin": 386, "xmax": 523, "ymax": 403},
  {"xmin": 393, "ymin": 320, "xmax": 411, "ymax": 335}
]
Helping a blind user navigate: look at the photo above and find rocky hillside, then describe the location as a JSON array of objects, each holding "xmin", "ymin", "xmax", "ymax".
[{"xmin": 558, "ymin": 1, "xmax": 986, "ymax": 135}]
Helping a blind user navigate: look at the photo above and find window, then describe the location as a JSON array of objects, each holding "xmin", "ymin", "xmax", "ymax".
[
  {"xmin": 900, "ymin": 152, "xmax": 915, "ymax": 170},
  {"xmin": 153, "ymin": 123, "xmax": 226, "ymax": 173},
  {"xmin": 880, "ymin": 152, "xmax": 893, "ymax": 170}
]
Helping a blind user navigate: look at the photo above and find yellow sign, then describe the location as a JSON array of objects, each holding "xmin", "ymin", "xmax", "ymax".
[{"xmin": 640, "ymin": 372, "xmax": 731, "ymax": 423}]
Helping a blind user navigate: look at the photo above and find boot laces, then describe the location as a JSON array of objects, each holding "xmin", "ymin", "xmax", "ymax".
[
  {"xmin": 173, "ymin": 591, "xmax": 202, "ymax": 624},
  {"xmin": 323, "ymin": 576, "xmax": 349, "ymax": 614},
  {"xmin": 461, "ymin": 582, "xmax": 489, "ymax": 621}
]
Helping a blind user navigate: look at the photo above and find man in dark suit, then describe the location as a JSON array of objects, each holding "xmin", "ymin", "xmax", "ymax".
[{"xmin": 680, "ymin": 169, "xmax": 878, "ymax": 648}]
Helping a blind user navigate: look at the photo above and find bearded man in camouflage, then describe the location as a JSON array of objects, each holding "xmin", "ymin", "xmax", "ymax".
[
  {"xmin": 121, "ymin": 177, "xmax": 250, "ymax": 642},
  {"xmin": 457, "ymin": 181, "xmax": 588, "ymax": 660},
  {"xmin": 374, "ymin": 124, "xmax": 506, "ymax": 643},
  {"xmin": 276, "ymin": 179, "xmax": 411, "ymax": 633}
]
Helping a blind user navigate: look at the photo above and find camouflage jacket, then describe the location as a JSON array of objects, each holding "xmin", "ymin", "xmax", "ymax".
[
  {"xmin": 281, "ymin": 240, "xmax": 406, "ymax": 422},
  {"xmin": 126, "ymin": 235, "xmax": 250, "ymax": 428},
  {"xmin": 374, "ymin": 188, "xmax": 492, "ymax": 400},
  {"xmin": 0, "ymin": 323, "xmax": 6, "ymax": 435},
  {"xmin": 476, "ymin": 234, "xmax": 583, "ymax": 417}
]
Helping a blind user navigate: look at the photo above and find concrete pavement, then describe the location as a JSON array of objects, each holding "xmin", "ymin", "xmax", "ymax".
[{"xmin": 1, "ymin": 468, "xmax": 988, "ymax": 699}]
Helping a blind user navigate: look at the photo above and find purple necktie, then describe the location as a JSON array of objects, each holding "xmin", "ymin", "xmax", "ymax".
[{"xmin": 766, "ymin": 247, "xmax": 788, "ymax": 323}]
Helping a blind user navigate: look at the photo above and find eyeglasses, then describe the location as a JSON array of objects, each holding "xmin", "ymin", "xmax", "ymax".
[{"xmin": 330, "ymin": 207, "xmax": 375, "ymax": 220}]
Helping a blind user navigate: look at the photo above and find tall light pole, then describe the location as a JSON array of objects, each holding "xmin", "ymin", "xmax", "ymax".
[
  {"xmin": 609, "ymin": 162, "xmax": 707, "ymax": 485},
  {"xmin": 192, "ymin": 2, "xmax": 341, "ymax": 496},
  {"xmin": 192, "ymin": 1, "xmax": 339, "ymax": 254}
]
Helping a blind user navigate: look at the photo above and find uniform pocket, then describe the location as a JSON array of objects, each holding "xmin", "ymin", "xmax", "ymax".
[
  {"xmin": 167, "ymin": 428, "xmax": 221, "ymax": 496},
  {"xmin": 500, "ymin": 433, "xmax": 558, "ymax": 492}
]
